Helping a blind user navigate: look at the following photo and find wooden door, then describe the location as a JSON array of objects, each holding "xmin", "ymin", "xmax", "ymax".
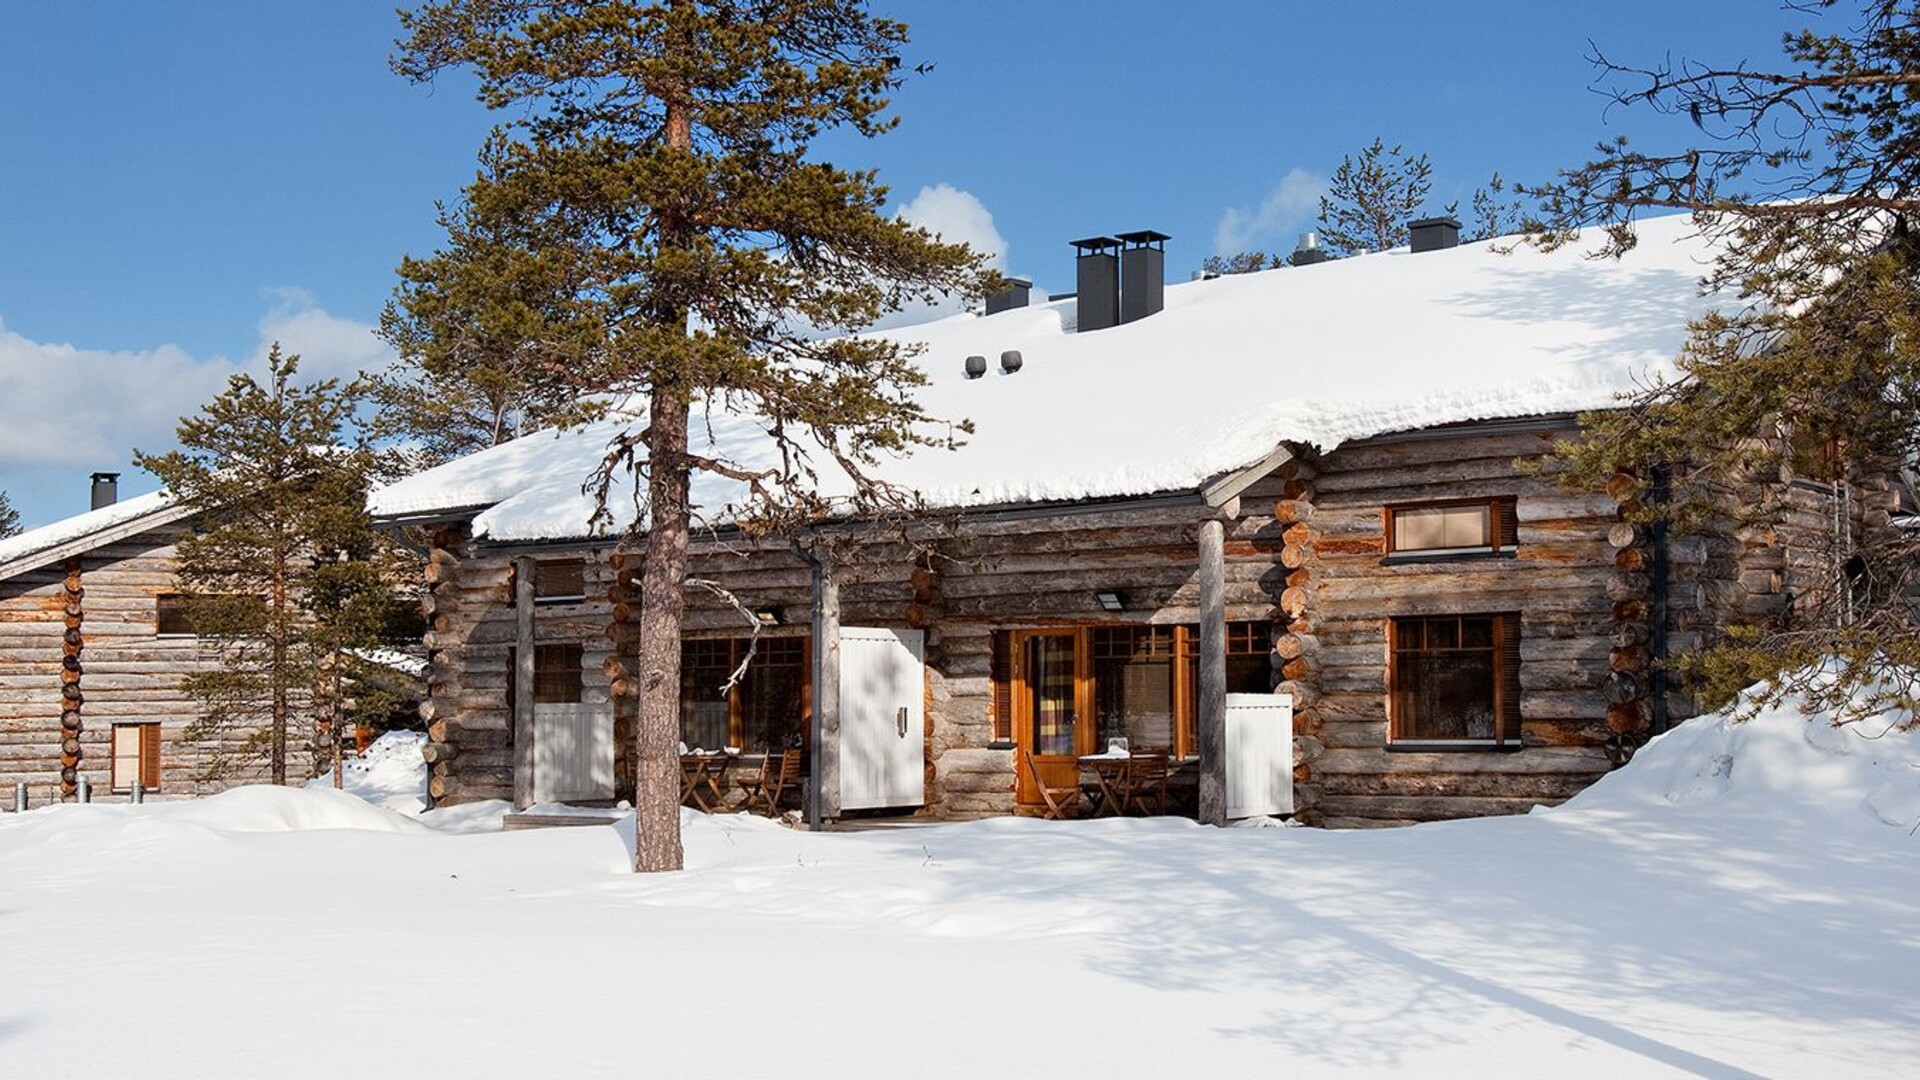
[{"xmin": 1012, "ymin": 630, "xmax": 1093, "ymax": 806}]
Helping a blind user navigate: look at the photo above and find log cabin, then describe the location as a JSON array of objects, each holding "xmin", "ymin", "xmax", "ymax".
[
  {"xmin": 0, "ymin": 477, "xmax": 423, "ymax": 805},
  {"xmin": 369, "ymin": 213, "xmax": 1892, "ymax": 826},
  {"xmin": 0, "ymin": 477, "xmax": 241, "ymax": 804}
]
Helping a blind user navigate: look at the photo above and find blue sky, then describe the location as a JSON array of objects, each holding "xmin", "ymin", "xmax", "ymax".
[{"xmin": 0, "ymin": 1, "xmax": 1810, "ymax": 527}]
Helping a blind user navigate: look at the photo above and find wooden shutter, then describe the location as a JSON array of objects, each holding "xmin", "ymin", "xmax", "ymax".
[
  {"xmin": 139, "ymin": 724, "xmax": 161, "ymax": 790},
  {"xmin": 1496, "ymin": 613, "xmax": 1523, "ymax": 745},
  {"xmin": 1496, "ymin": 497, "xmax": 1519, "ymax": 549},
  {"xmin": 990, "ymin": 630, "xmax": 1012, "ymax": 744}
]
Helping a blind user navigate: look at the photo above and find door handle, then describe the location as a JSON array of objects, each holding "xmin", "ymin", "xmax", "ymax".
[{"xmin": 897, "ymin": 706, "xmax": 909, "ymax": 737}]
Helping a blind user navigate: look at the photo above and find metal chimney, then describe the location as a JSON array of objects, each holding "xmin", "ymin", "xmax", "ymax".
[
  {"xmin": 1070, "ymin": 236, "xmax": 1122, "ymax": 332},
  {"xmin": 1409, "ymin": 216, "xmax": 1462, "ymax": 253},
  {"xmin": 90, "ymin": 472, "xmax": 119, "ymax": 510},
  {"xmin": 1117, "ymin": 230, "xmax": 1170, "ymax": 323},
  {"xmin": 1290, "ymin": 232, "xmax": 1329, "ymax": 266},
  {"xmin": 985, "ymin": 277, "xmax": 1032, "ymax": 316}
]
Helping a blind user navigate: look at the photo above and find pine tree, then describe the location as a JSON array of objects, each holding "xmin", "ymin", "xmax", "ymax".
[
  {"xmin": 0, "ymin": 489, "xmax": 19, "ymax": 538},
  {"xmin": 1200, "ymin": 251, "xmax": 1281, "ymax": 276},
  {"xmin": 373, "ymin": 138, "xmax": 595, "ymax": 466},
  {"xmin": 1467, "ymin": 172, "xmax": 1526, "ymax": 242},
  {"xmin": 1525, "ymin": 1, "xmax": 1920, "ymax": 723},
  {"xmin": 395, "ymin": 1, "xmax": 990, "ymax": 871},
  {"xmin": 1316, "ymin": 139, "xmax": 1444, "ymax": 256},
  {"xmin": 136, "ymin": 346, "xmax": 413, "ymax": 784}
]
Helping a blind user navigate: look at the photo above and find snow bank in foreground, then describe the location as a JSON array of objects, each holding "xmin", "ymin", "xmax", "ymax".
[
  {"xmin": 306, "ymin": 730, "xmax": 431, "ymax": 815},
  {"xmin": 1562, "ymin": 678, "xmax": 1920, "ymax": 830}
]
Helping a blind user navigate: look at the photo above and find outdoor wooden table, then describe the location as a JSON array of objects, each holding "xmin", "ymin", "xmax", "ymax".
[
  {"xmin": 678, "ymin": 752, "xmax": 735, "ymax": 813},
  {"xmin": 1077, "ymin": 755, "xmax": 1132, "ymax": 818}
]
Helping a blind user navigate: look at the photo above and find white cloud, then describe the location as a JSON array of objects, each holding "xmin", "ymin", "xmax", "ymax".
[
  {"xmin": 253, "ymin": 288, "xmax": 393, "ymax": 384},
  {"xmin": 0, "ymin": 295, "xmax": 391, "ymax": 472},
  {"xmin": 896, "ymin": 183, "xmax": 1008, "ymax": 270},
  {"xmin": 868, "ymin": 183, "xmax": 1010, "ymax": 332},
  {"xmin": 1213, "ymin": 169, "xmax": 1326, "ymax": 255}
]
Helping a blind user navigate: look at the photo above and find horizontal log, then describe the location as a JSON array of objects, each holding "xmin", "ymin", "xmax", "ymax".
[
  {"xmin": 1272, "ymin": 499, "xmax": 1314, "ymax": 526},
  {"xmin": 1607, "ymin": 522, "xmax": 1643, "ymax": 549}
]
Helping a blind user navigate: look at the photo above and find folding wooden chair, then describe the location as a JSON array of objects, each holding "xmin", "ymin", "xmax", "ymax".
[
  {"xmin": 1022, "ymin": 751, "xmax": 1081, "ymax": 820},
  {"xmin": 737, "ymin": 749, "xmax": 802, "ymax": 817},
  {"xmin": 1122, "ymin": 749, "xmax": 1171, "ymax": 816}
]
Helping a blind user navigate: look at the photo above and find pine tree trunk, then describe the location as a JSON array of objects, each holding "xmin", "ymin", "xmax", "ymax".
[
  {"xmin": 271, "ymin": 552, "xmax": 289, "ymax": 786},
  {"xmin": 634, "ymin": 383, "xmax": 690, "ymax": 872}
]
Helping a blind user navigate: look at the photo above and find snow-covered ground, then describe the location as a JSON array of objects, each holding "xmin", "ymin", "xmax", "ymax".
[{"xmin": 6, "ymin": 691, "xmax": 1919, "ymax": 1079}]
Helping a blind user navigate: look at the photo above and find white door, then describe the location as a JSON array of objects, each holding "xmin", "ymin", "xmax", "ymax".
[
  {"xmin": 839, "ymin": 627, "xmax": 926, "ymax": 811},
  {"xmin": 1226, "ymin": 692, "xmax": 1294, "ymax": 819},
  {"xmin": 533, "ymin": 703, "xmax": 614, "ymax": 803}
]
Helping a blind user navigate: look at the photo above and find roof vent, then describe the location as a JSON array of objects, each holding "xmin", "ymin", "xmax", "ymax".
[
  {"xmin": 90, "ymin": 472, "xmax": 119, "ymax": 510},
  {"xmin": 1000, "ymin": 350, "xmax": 1023, "ymax": 375},
  {"xmin": 1070, "ymin": 236, "xmax": 1122, "ymax": 333},
  {"xmin": 1409, "ymin": 216, "xmax": 1462, "ymax": 253},
  {"xmin": 1116, "ymin": 230, "xmax": 1170, "ymax": 324},
  {"xmin": 964, "ymin": 355, "xmax": 987, "ymax": 380},
  {"xmin": 985, "ymin": 278, "xmax": 1033, "ymax": 316},
  {"xmin": 1290, "ymin": 232, "xmax": 1328, "ymax": 266}
]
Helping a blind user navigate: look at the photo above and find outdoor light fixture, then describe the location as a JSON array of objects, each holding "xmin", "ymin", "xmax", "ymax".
[
  {"xmin": 1095, "ymin": 591, "xmax": 1124, "ymax": 612},
  {"xmin": 755, "ymin": 609, "xmax": 780, "ymax": 626}
]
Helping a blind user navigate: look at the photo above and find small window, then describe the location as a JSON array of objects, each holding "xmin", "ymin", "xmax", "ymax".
[
  {"xmin": 534, "ymin": 560, "xmax": 586, "ymax": 604},
  {"xmin": 155, "ymin": 594, "xmax": 192, "ymax": 636},
  {"xmin": 1386, "ymin": 497, "xmax": 1517, "ymax": 557},
  {"xmin": 1389, "ymin": 613, "xmax": 1521, "ymax": 745},
  {"xmin": 533, "ymin": 644, "xmax": 583, "ymax": 704},
  {"xmin": 111, "ymin": 723, "xmax": 161, "ymax": 792}
]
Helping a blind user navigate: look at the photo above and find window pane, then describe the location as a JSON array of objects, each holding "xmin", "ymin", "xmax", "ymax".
[
  {"xmin": 1393, "ymin": 505, "xmax": 1492, "ymax": 551},
  {"xmin": 155, "ymin": 595, "xmax": 190, "ymax": 635},
  {"xmin": 679, "ymin": 640, "xmax": 733, "ymax": 749},
  {"xmin": 1460, "ymin": 617, "xmax": 1494, "ymax": 648},
  {"xmin": 533, "ymin": 644, "xmax": 582, "ymax": 704},
  {"xmin": 1402, "ymin": 652, "xmax": 1496, "ymax": 738},
  {"xmin": 1227, "ymin": 654, "xmax": 1270, "ymax": 695},
  {"xmin": 1095, "ymin": 656, "xmax": 1173, "ymax": 750},
  {"xmin": 535, "ymin": 560, "xmax": 584, "ymax": 600},
  {"xmin": 740, "ymin": 639, "xmax": 807, "ymax": 752},
  {"xmin": 1026, "ymin": 636, "xmax": 1077, "ymax": 756},
  {"xmin": 112, "ymin": 727, "xmax": 142, "ymax": 791}
]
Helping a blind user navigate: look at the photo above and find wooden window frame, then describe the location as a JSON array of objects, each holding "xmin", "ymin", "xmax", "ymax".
[
  {"xmin": 532, "ymin": 643, "xmax": 583, "ymax": 705},
  {"xmin": 680, "ymin": 635, "xmax": 812, "ymax": 751},
  {"xmin": 110, "ymin": 722, "xmax": 161, "ymax": 793},
  {"xmin": 1386, "ymin": 612, "xmax": 1522, "ymax": 749},
  {"xmin": 1382, "ymin": 496, "xmax": 1518, "ymax": 562},
  {"xmin": 532, "ymin": 559, "xmax": 587, "ymax": 605}
]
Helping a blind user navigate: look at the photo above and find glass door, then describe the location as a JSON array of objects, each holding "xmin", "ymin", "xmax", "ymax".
[{"xmin": 1014, "ymin": 631, "xmax": 1090, "ymax": 805}]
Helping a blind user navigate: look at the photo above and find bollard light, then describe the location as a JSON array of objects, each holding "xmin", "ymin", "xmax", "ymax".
[
  {"xmin": 131, "ymin": 782, "xmax": 144, "ymax": 805},
  {"xmin": 76, "ymin": 776, "xmax": 91, "ymax": 804},
  {"xmin": 12, "ymin": 782, "xmax": 24, "ymax": 813}
]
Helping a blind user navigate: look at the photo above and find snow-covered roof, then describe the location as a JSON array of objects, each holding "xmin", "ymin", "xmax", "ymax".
[
  {"xmin": 0, "ymin": 489, "xmax": 191, "ymax": 581},
  {"xmin": 369, "ymin": 212, "xmax": 1726, "ymax": 543}
]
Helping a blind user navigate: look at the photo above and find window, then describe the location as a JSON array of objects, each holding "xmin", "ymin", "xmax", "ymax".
[
  {"xmin": 998, "ymin": 622, "xmax": 1271, "ymax": 759},
  {"xmin": 680, "ymin": 636, "xmax": 810, "ymax": 752},
  {"xmin": 533, "ymin": 644, "xmax": 583, "ymax": 704},
  {"xmin": 534, "ymin": 560, "xmax": 586, "ymax": 604},
  {"xmin": 1385, "ymin": 497, "xmax": 1517, "ymax": 557},
  {"xmin": 155, "ymin": 594, "xmax": 191, "ymax": 636},
  {"xmin": 111, "ymin": 723, "xmax": 161, "ymax": 793},
  {"xmin": 1389, "ymin": 613, "xmax": 1521, "ymax": 745}
]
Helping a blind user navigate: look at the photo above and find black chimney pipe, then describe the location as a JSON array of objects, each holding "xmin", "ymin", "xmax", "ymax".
[
  {"xmin": 1070, "ymin": 236, "xmax": 1121, "ymax": 332},
  {"xmin": 1117, "ymin": 230, "xmax": 1170, "ymax": 324},
  {"xmin": 90, "ymin": 472, "xmax": 119, "ymax": 510}
]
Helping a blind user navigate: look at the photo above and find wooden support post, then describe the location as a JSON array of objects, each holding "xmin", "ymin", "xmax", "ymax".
[
  {"xmin": 512, "ymin": 555, "xmax": 536, "ymax": 811},
  {"xmin": 808, "ymin": 556, "xmax": 841, "ymax": 827},
  {"xmin": 1197, "ymin": 518, "xmax": 1227, "ymax": 827}
]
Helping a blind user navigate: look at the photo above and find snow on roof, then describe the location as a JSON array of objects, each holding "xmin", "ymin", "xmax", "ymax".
[
  {"xmin": 369, "ymin": 212, "xmax": 1726, "ymax": 543},
  {"xmin": 0, "ymin": 488, "xmax": 187, "ymax": 580}
]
